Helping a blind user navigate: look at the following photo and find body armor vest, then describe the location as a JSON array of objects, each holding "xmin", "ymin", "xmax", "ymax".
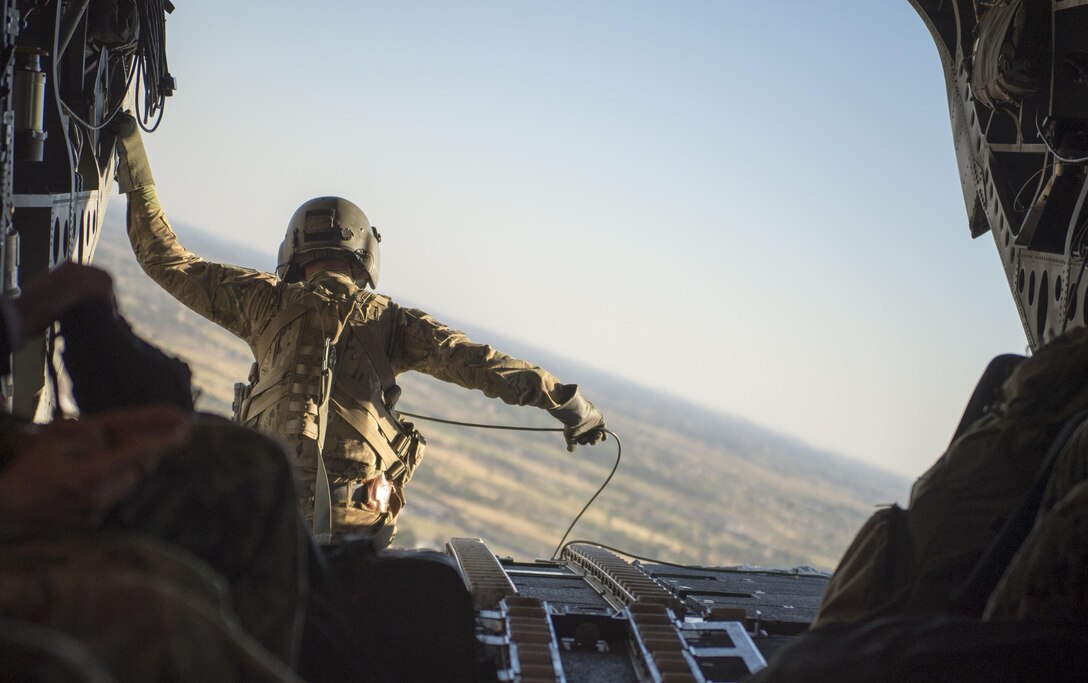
[{"xmin": 237, "ymin": 281, "xmax": 421, "ymax": 488}]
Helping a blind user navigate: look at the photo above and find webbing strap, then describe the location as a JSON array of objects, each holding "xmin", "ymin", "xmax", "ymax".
[
  {"xmin": 334, "ymin": 372, "xmax": 403, "ymax": 442},
  {"xmin": 348, "ymin": 305, "xmax": 398, "ymax": 394},
  {"xmin": 312, "ymin": 336, "xmax": 340, "ymax": 544},
  {"xmin": 243, "ymin": 366, "xmax": 292, "ymax": 419},
  {"xmin": 313, "ymin": 448, "xmax": 332, "ymax": 544},
  {"xmin": 255, "ymin": 300, "xmax": 312, "ymax": 368},
  {"xmin": 332, "ymin": 398, "xmax": 407, "ymax": 476},
  {"xmin": 307, "ymin": 294, "xmax": 405, "ymax": 542}
]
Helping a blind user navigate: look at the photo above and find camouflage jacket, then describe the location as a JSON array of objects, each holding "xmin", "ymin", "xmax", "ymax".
[{"xmin": 125, "ymin": 186, "xmax": 570, "ymax": 484}]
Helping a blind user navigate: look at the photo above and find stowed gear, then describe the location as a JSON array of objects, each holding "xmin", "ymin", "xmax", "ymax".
[{"xmin": 276, "ymin": 196, "xmax": 382, "ymax": 287}]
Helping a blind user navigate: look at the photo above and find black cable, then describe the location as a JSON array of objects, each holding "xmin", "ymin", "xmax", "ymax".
[
  {"xmin": 134, "ymin": 54, "xmax": 165, "ymax": 133},
  {"xmin": 50, "ymin": 0, "xmax": 142, "ymax": 134},
  {"xmin": 44, "ymin": 0, "xmax": 134, "ymax": 133},
  {"xmin": 60, "ymin": 56, "xmax": 138, "ymax": 131},
  {"xmin": 1035, "ymin": 111, "xmax": 1088, "ymax": 165},
  {"xmin": 398, "ymin": 411, "xmax": 563, "ymax": 432},
  {"xmin": 549, "ymin": 430, "xmax": 619, "ymax": 559},
  {"xmin": 134, "ymin": 0, "xmax": 171, "ymax": 133},
  {"xmin": 396, "ymin": 411, "xmax": 620, "ymax": 560},
  {"xmin": 1011, "ymin": 159, "xmax": 1052, "ymax": 213}
]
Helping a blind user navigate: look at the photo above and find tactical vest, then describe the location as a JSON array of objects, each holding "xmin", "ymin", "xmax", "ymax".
[{"xmin": 235, "ymin": 282, "xmax": 423, "ymax": 492}]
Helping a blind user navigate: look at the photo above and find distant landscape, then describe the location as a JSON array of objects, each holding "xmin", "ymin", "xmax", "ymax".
[{"xmin": 94, "ymin": 210, "xmax": 909, "ymax": 571}]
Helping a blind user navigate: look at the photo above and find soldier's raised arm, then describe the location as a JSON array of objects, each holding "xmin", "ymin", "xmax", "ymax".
[
  {"xmin": 111, "ymin": 113, "xmax": 282, "ymax": 343},
  {"xmin": 393, "ymin": 307, "xmax": 607, "ymax": 451}
]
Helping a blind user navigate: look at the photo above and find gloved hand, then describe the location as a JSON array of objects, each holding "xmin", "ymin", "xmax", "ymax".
[
  {"xmin": 548, "ymin": 385, "xmax": 607, "ymax": 452},
  {"xmin": 110, "ymin": 111, "xmax": 154, "ymax": 193}
]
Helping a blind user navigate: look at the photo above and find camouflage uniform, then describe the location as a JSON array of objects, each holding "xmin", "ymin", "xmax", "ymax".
[
  {"xmin": 0, "ymin": 415, "xmax": 305, "ymax": 682},
  {"xmin": 125, "ymin": 185, "xmax": 576, "ymax": 541}
]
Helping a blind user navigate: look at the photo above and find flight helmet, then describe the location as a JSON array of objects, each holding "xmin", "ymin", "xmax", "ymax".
[{"xmin": 276, "ymin": 196, "xmax": 381, "ymax": 287}]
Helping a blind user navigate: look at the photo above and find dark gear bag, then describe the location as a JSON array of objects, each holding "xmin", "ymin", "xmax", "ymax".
[
  {"xmin": 300, "ymin": 538, "xmax": 477, "ymax": 683},
  {"xmin": 812, "ymin": 505, "xmax": 911, "ymax": 628},
  {"xmin": 60, "ymin": 298, "xmax": 194, "ymax": 414},
  {"xmin": 748, "ymin": 616, "xmax": 1088, "ymax": 683}
]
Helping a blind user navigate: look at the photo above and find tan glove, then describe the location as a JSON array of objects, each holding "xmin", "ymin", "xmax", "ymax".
[
  {"xmin": 111, "ymin": 112, "xmax": 154, "ymax": 193},
  {"xmin": 548, "ymin": 385, "xmax": 607, "ymax": 452}
]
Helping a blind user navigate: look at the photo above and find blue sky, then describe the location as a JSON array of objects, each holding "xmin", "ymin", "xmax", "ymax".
[{"xmin": 139, "ymin": 2, "xmax": 1028, "ymax": 479}]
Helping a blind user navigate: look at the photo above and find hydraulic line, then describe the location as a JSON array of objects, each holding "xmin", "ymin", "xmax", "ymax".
[{"xmin": 397, "ymin": 410, "xmax": 620, "ymax": 560}]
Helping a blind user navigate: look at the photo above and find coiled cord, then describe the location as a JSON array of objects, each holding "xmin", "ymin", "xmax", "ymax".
[
  {"xmin": 134, "ymin": 0, "xmax": 173, "ymax": 132},
  {"xmin": 397, "ymin": 410, "xmax": 620, "ymax": 560}
]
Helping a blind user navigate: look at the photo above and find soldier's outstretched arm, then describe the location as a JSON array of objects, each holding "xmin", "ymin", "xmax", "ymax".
[
  {"xmin": 395, "ymin": 307, "xmax": 607, "ymax": 451},
  {"xmin": 111, "ymin": 113, "xmax": 281, "ymax": 342}
]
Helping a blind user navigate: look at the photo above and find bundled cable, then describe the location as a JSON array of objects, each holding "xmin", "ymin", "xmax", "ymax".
[
  {"xmin": 54, "ymin": 0, "xmax": 173, "ymax": 133},
  {"xmin": 134, "ymin": 0, "xmax": 175, "ymax": 132}
]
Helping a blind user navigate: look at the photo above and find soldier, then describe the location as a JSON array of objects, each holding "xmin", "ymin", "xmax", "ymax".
[{"xmin": 112, "ymin": 113, "xmax": 608, "ymax": 546}]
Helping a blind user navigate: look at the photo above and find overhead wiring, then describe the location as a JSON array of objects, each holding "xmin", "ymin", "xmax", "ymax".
[
  {"xmin": 53, "ymin": 0, "xmax": 172, "ymax": 134},
  {"xmin": 1011, "ymin": 159, "xmax": 1053, "ymax": 214},
  {"xmin": 1035, "ymin": 110, "xmax": 1088, "ymax": 165},
  {"xmin": 60, "ymin": 56, "xmax": 137, "ymax": 132},
  {"xmin": 134, "ymin": 0, "xmax": 173, "ymax": 133},
  {"xmin": 397, "ymin": 410, "xmax": 621, "ymax": 560}
]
